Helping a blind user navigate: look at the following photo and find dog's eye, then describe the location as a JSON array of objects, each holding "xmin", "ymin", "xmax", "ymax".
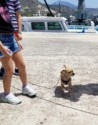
[{"xmin": 68, "ymin": 71, "xmax": 72, "ymax": 73}]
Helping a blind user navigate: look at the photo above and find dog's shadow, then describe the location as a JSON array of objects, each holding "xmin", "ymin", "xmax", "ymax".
[{"xmin": 54, "ymin": 83, "xmax": 98, "ymax": 102}]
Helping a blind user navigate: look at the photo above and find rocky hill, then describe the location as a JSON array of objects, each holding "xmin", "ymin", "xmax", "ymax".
[
  {"xmin": 20, "ymin": 0, "xmax": 49, "ymax": 16},
  {"xmin": 49, "ymin": 5, "xmax": 76, "ymax": 17},
  {"xmin": 19, "ymin": 0, "xmax": 76, "ymax": 17}
]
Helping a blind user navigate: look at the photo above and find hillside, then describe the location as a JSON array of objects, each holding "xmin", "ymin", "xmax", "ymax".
[
  {"xmin": 49, "ymin": 5, "xmax": 76, "ymax": 17},
  {"xmin": 50, "ymin": 0, "xmax": 98, "ymax": 18},
  {"xmin": 20, "ymin": 0, "xmax": 49, "ymax": 16},
  {"xmin": 19, "ymin": 0, "xmax": 76, "ymax": 17},
  {"xmin": 51, "ymin": 0, "xmax": 77, "ymax": 9},
  {"xmin": 86, "ymin": 8, "xmax": 98, "ymax": 18}
]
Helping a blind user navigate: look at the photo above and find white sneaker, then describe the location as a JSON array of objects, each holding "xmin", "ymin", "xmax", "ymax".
[
  {"xmin": 22, "ymin": 85, "xmax": 37, "ymax": 97},
  {"xmin": 0, "ymin": 93, "xmax": 21, "ymax": 105}
]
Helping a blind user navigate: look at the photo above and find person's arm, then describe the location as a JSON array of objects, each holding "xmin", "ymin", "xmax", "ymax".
[
  {"xmin": 14, "ymin": 0, "xmax": 22, "ymax": 41},
  {"xmin": 15, "ymin": 11, "xmax": 23, "ymax": 50},
  {"xmin": 0, "ymin": 42, "xmax": 12, "ymax": 57},
  {"xmin": 16, "ymin": 11, "xmax": 22, "ymax": 33},
  {"xmin": 15, "ymin": 11, "xmax": 22, "ymax": 41}
]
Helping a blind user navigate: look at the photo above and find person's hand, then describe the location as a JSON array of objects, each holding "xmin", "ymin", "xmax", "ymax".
[
  {"xmin": 1, "ymin": 46, "xmax": 12, "ymax": 57},
  {"xmin": 17, "ymin": 41, "xmax": 23, "ymax": 50},
  {"xmin": 14, "ymin": 32, "xmax": 22, "ymax": 41},
  {"xmin": 18, "ymin": 34, "xmax": 22, "ymax": 41}
]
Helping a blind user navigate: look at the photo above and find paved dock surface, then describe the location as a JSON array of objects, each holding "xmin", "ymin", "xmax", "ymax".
[{"xmin": 0, "ymin": 32, "xmax": 98, "ymax": 125}]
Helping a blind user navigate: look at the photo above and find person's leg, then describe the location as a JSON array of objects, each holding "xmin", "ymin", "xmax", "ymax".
[
  {"xmin": 12, "ymin": 61, "xmax": 19, "ymax": 75},
  {"xmin": 12, "ymin": 51, "xmax": 27, "ymax": 86},
  {"xmin": 0, "ymin": 56, "xmax": 21, "ymax": 104},
  {"xmin": 0, "ymin": 57, "xmax": 13, "ymax": 94},
  {"xmin": 0, "ymin": 64, "xmax": 5, "ymax": 78},
  {"xmin": 14, "ymin": 68, "xmax": 19, "ymax": 75},
  {"xmin": 12, "ymin": 51, "xmax": 37, "ymax": 96}
]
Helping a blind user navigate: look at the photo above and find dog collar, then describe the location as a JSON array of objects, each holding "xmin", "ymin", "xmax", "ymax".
[{"xmin": 61, "ymin": 78, "xmax": 71, "ymax": 85}]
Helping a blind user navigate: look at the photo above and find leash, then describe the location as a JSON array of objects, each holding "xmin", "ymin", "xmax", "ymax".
[{"xmin": 53, "ymin": 76, "xmax": 60, "ymax": 89}]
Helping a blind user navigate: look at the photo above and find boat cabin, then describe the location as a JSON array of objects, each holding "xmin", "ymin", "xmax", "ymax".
[{"xmin": 22, "ymin": 17, "xmax": 68, "ymax": 32}]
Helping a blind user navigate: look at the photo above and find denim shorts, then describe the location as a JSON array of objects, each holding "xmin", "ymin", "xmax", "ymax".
[{"xmin": 0, "ymin": 34, "xmax": 20, "ymax": 58}]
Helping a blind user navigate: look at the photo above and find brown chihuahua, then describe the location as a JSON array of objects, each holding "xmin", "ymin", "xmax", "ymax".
[{"xmin": 60, "ymin": 65, "xmax": 75, "ymax": 95}]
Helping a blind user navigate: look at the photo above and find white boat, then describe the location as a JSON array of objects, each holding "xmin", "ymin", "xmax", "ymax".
[
  {"xmin": 22, "ymin": 16, "xmax": 98, "ymax": 33},
  {"xmin": 22, "ymin": 16, "xmax": 68, "ymax": 32}
]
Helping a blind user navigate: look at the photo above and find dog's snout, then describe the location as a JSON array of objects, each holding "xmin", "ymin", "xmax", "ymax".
[{"xmin": 73, "ymin": 73, "xmax": 75, "ymax": 76}]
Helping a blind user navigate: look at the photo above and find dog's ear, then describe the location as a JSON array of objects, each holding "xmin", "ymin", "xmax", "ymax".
[
  {"xmin": 63, "ymin": 65, "xmax": 66, "ymax": 69},
  {"xmin": 61, "ymin": 70, "xmax": 65, "ymax": 74}
]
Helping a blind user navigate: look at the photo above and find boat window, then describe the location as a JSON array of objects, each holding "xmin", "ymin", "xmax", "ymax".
[
  {"xmin": 48, "ymin": 22, "xmax": 62, "ymax": 30},
  {"xmin": 31, "ymin": 22, "xmax": 45, "ymax": 30}
]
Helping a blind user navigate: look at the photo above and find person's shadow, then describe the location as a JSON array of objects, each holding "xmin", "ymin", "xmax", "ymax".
[{"xmin": 54, "ymin": 83, "xmax": 98, "ymax": 102}]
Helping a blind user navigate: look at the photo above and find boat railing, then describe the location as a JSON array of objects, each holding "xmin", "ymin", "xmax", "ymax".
[{"xmin": 67, "ymin": 25, "xmax": 97, "ymax": 32}]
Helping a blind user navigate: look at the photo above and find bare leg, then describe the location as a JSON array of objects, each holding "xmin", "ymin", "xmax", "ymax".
[
  {"xmin": 12, "ymin": 51, "xmax": 27, "ymax": 86},
  {"xmin": 1, "ymin": 57, "xmax": 13, "ymax": 93},
  {"xmin": 12, "ymin": 51, "xmax": 37, "ymax": 97}
]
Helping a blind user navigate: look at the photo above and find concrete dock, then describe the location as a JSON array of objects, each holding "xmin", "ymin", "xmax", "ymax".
[{"xmin": 0, "ymin": 32, "xmax": 98, "ymax": 125}]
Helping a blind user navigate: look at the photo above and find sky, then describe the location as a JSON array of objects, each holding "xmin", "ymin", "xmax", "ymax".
[{"xmin": 38, "ymin": 0, "xmax": 98, "ymax": 8}]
